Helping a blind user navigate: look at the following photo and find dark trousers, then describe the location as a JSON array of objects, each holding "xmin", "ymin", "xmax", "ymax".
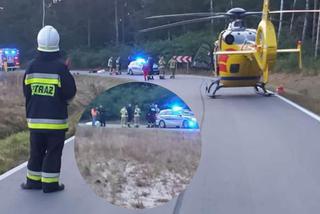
[{"xmin": 27, "ymin": 131, "xmax": 65, "ymax": 190}]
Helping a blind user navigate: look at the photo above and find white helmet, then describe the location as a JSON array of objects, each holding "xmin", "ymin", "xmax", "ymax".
[{"xmin": 37, "ymin": 25, "xmax": 60, "ymax": 52}]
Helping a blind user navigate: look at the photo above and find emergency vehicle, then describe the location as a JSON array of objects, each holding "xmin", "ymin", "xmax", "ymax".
[{"xmin": 0, "ymin": 48, "xmax": 20, "ymax": 71}]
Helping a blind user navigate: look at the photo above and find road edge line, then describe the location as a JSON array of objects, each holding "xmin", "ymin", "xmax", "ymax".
[
  {"xmin": 0, "ymin": 136, "xmax": 75, "ymax": 181},
  {"xmin": 274, "ymin": 93, "xmax": 320, "ymax": 122}
]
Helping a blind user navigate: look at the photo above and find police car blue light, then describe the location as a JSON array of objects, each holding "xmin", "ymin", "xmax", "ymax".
[
  {"xmin": 136, "ymin": 58, "xmax": 146, "ymax": 64},
  {"xmin": 172, "ymin": 105, "xmax": 183, "ymax": 111}
]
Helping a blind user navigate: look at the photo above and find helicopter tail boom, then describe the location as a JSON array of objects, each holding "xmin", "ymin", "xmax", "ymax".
[
  {"xmin": 214, "ymin": 50, "xmax": 256, "ymax": 55},
  {"xmin": 277, "ymin": 42, "xmax": 303, "ymax": 70}
]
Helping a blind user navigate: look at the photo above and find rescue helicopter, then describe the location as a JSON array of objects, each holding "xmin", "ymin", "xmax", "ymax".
[{"xmin": 140, "ymin": 0, "xmax": 320, "ymax": 97}]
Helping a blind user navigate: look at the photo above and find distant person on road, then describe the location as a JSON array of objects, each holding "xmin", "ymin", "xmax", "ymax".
[
  {"xmin": 169, "ymin": 57, "xmax": 177, "ymax": 79},
  {"xmin": 134, "ymin": 105, "xmax": 141, "ymax": 128},
  {"xmin": 158, "ymin": 56, "xmax": 166, "ymax": 79},
  {"xmin": 98, "ymin": 105, "xmax": 106, "ymax": 127},
  {"xmin": 120, "ymin": 106, "xmax": 128, "ymax": 128},
  {"xmin": 107, "ymin": 57, "xmax": 113, "ymax": 74},
  {"xmin": 22, "ymin": 26, "xmax": 77, "ymax": 193},
  {"xmin": 127, "ymin": 104, "xmax": 134, "ymax": 128},
  {"xmin": 147, "ymin": 57, "xmax": 155, "ymax": 80},
  {"xmin": 111, "ymin": 57, "xmax": 117, "ymax": 75},
  {"xmin": 146, "ymin": 104, "xmax": 157, "ymax": 128},
  {"xmin": 142, "ymin": 62, "xmax": 150, "ymax": 81},
  {"xmin": 91, "ymin": 107, "xmax": 98, "ymax": 126},
  {"xmin": 116, "ymin": 56, "xmax": 121, "ymax": 75}
]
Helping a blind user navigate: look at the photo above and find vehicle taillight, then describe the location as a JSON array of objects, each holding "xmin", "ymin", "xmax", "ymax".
[{"xmin": 14, "ymin": 56, "xmax": 20, "ymax": 65}]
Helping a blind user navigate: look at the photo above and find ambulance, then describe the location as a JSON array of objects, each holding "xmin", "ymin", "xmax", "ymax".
[{"xmin": 0, "ymin": 48, "xmax": 20, "ymax": 71}]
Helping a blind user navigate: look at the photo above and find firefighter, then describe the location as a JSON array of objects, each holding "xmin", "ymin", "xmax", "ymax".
[
  {"xmin": 158, "ymin": 56, "xmax": 166, "ymax": 79},
  {"xmin": 107, "ymin": 57, "xmax": 113, "ymax": 74},
  {"xmin": 126, "ymin": 104, "xmax": 133, "ymax": 128},
  {"xmin": 169, "ymin": 57, "xmax": 177, "ymax": 79},
  {"xmin": 116, "ymin": 56, "xmax": 121, "ymax": 75},
  {"xmin": 98, "ymin": 105, "xmax": 106, "ymax": 127},
  {"xmin": 146, "ymin": 104, "xmax": 157, "ymax": 128},
  {"xmin": 120, "ymin": 106, "xmax": 128, "ymax": 128},
  {"xmin": 134, "ymin": 105, "xmax": 141, "ymax": 128},
  {"xmin": 21, "ymin": 26, "xmax": 77, "ymax": 193}
]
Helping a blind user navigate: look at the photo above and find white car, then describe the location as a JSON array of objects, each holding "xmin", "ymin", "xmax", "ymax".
[
  {"xmin": 156, "ymin": 109, "xmax": 199, "ymax": 129},
  {"xmin": 127, "ymin": 58, "xmax": 159, "ymax": 75}
]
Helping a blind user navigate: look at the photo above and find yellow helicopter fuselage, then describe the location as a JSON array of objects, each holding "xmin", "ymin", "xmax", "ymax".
[{"xmin": 216, "ymin": 28, "xmax": 263, "ymax": 88}]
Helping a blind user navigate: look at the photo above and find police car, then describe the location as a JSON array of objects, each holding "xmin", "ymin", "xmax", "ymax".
[
  {"xmin": 156, "ymin": 107, "xmax": 199, "ymax": 129},
  {"xmin": 127, "ymin": 58, "xmax": 159, "ymax": 75}
]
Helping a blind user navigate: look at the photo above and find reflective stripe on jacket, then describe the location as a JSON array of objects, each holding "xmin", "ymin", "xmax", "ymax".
[{"xmin": 23, "ymin": 52, "xmax": 77, "ymax": 132}]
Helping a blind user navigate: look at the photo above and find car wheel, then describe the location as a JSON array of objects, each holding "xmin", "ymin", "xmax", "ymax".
[
  {"xmin": 182, "ymin": 120, "xmax": 189, "ymax": 129},
  {"xmin": 159, "ymin": 120, "xmax": 166, "ymax": 128}
]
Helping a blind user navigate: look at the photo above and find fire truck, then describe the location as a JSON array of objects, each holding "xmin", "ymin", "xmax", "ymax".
[{"xmin": 0, "ymin": 48, "xmax": 20, "ymax": 71}]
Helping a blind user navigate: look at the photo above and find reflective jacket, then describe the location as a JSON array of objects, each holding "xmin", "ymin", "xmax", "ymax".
[
  {"xmin": 158, "ymin": 59, "xmax": 166, "ymax": 69},
  {"xmin": 23, "ymin": 52, "xmax": 77, "ymax": 132},
  {"xmin": 134, "ymin": 107, "xmax": 141, "ymax": 117},
  {"xmin": 120, "ymin": 107, "xmax": 128, "ymax": 117},
  {"xmin": 169, "ymin": 59, "xmax": 177, "ymax": 69}
]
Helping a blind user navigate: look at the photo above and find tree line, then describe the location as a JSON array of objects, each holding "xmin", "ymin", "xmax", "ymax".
[{"xmin": 0, "ymin": 0, "xmax": 319, "ymax": 62}]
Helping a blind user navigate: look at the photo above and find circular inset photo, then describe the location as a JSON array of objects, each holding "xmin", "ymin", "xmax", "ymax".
[{"xmin": 75, "ymin": 82, "xmax": 201, "ymax": 209}]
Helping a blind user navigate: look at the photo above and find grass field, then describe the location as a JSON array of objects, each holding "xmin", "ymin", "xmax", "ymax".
[
  {"xmin": 0, "ymin": 71, "xmax": 129, "ymax": 174},
  {"xmin": 75, "ymin": 126, "xmax": 201, "ymax": 209}
]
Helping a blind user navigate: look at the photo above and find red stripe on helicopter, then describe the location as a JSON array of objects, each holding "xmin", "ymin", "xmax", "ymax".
[{"xmin": 218, "ymin": 48, "xmax": 236, "ymax": 73}]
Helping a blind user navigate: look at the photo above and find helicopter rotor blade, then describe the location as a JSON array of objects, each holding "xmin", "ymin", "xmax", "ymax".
[
  {"xmin": 270, "ymin": 10, "xmax": 320, "ymax": 14},
  {"xmin": 140, "ymin": 15, "xmax": 226, "ymax": 33},
  {"xmin": 145, "ymin": 12, "xmax": 225, "ymax": 19},
  {"xmin": 245, "ymin": 12, "xmax": 262, "ymax": 16}
]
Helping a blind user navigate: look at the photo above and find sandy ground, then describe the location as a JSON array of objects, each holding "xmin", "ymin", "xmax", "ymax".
[
  {"xmin": 75, "ymin": 126, "xmax": 201, "ymax": 209},
  {"xmin": 269, "ymin": 73, "xmax": 320, "ymax": 114}
]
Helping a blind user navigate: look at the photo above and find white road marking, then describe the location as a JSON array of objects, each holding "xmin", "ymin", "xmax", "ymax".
[
  {"xmin": 0, "ymin": 136, "xmax": 75, "ymax": 181},
  {"xmin": 274, "ymin": 93, "xmax": 320, "ymax": 122}
]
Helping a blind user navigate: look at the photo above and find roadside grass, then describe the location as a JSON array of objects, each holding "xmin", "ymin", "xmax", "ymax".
[
  {"xmin": 0, "ymin": 132, "xmax": 29, "ymax": 174},
  {"xmin": 0, "ymin": 73, "xmax": 26, "ymax": 139},
  {"xmin": 0, "ymin": 71, "xmax": 129, "ymax": 174},
  {"xmin": 75, "ymin": 126, "xmax": 201, "ymax": 209}
]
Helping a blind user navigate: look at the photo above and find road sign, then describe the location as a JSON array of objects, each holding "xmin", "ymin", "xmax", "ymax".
[{"xmin": 174, "ymin": 56, "xmax": 192, "ymax": 63}]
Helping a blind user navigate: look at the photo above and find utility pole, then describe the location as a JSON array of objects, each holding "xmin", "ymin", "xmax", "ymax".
[
  {"xmin": 290, "ymin": 0, "xmax": 297, "ymax": 33},
  {"xmin": 42, "ymin": 0, "xmax": 46, "ymax": 27},
  {"xmin": 278, "ymin": 0, "xmax": 284, "ymax": 39},
  {"xmin": 42, "ymin": 0, "xmax": 62, "ymax": 27},
  {"xmin": 210, "ymin": 0, "xmax": 214, "ymax": 34},
  {"xmin": 115, "ymin": 0, "xmax": 119, "ymax": 46},
  {"xmin": 302, "ymin": 0, "xmax": 309, "ymax": 42}
]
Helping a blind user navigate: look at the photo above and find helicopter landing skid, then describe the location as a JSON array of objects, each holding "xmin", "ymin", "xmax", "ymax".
[
  {"xmin": 205, "ymin": 79, "xmax": 223, "ymax": 98},
  {"xmin": 254, "ymin": 83, "xmax": 273, "ymax": 97}
]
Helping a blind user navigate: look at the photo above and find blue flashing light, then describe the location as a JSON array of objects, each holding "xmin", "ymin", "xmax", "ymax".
[
  {"xmin": 188, "ymin": 120, "xmax": 198, "ymax": 129},
  {"xmin": 3, "ymin": 49, "xmax": 18, "ymax": 56},
  {"xmin": 136, "ymin": 58, "xmax": 146, "ymax": 64},
  {"xmin": 172, "ymin": 105, "xmax": 183, "ymax": 111}
]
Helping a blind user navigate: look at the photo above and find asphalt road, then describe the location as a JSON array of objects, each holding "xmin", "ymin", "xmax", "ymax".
[{"xmin": 1, "ymin": 74, "xmax": 320, "ymax": 214}]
